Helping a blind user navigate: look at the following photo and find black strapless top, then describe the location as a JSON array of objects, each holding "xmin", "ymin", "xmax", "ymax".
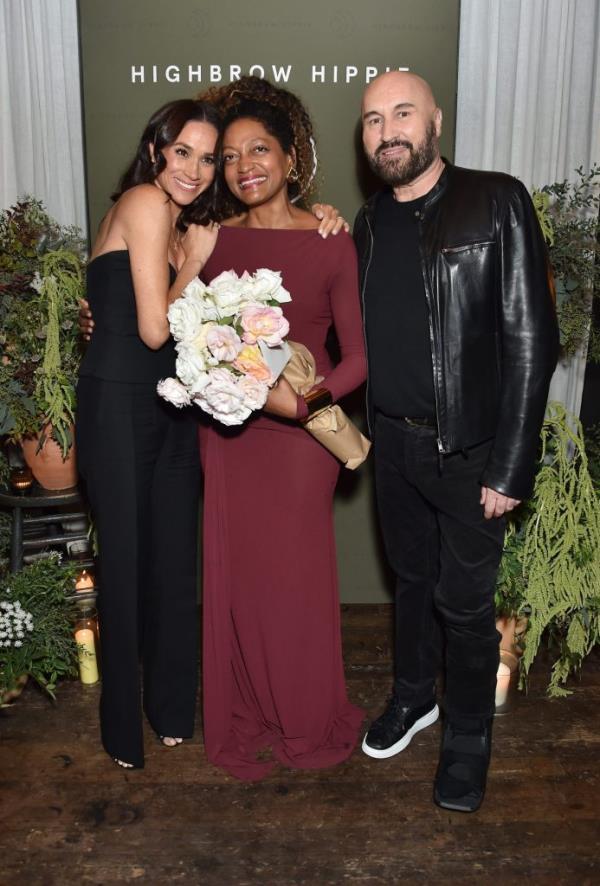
[{"xmin": 79, "ymin": 250, "xmax": 176, "ymax": 383}]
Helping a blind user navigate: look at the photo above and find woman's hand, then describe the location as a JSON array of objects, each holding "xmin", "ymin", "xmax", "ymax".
[
  {"xmin": 79, "ymin": 298, "xmax": 94, "ymax": 341},
  {"xmin": 263, "ymin": 376, "xmax": 299, "ymax": 420},
  {"xmin": 181, "ymin": 221, "xmax": 220, "ymax": 268},
  {"xmin": 311, "ymin": 203, "xmax": 350, "ymax": 238}
]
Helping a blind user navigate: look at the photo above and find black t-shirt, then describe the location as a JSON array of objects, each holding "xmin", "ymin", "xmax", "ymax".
[{"xmin": 364, "ymin": 191, "xmax": 435, "ymax": 419}]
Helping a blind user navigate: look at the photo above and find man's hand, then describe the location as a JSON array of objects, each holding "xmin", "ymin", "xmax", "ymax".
[
  {"xmin": 480, "ymin": 486, "xmax": 521, "ymax": 520},
  {"xmin": 311, "ymin": 203, "xmax": 350, "ymax": 238},
  {"xmin": 79, "ymin": 298, "xmax": 94, "ymax": 340}
]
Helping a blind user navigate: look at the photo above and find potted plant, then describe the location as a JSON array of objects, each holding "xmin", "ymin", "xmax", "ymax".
[
  {"xmin": 495, "ymin": 403, "xmax": 600, "ymax": 697},
  {"xmin": 0, "ymin": 554, "xmax": 80, "ymax": 703},
  {"xmin": 0, "ymin": 197, "xmax": 86, "ymax": 489},
  {"xmin": 532, "ymin": 164, "xmax": 600, "ymax": 362}
]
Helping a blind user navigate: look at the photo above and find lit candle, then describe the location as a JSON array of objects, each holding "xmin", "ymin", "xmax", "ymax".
[
  {"xmin": 75, "ymin": 628, "xmax": 99, "ymax": 685},
  {"xmin": 10, "ymin": 467, "xmax": 33, "ymax": 492},
  {"xmin": 75, "ymin": 570, "xmax": 95, "ymax": 592},
  {"xmin": 495, "ymin": 661, "xmax": 512, "ymax": 708}
]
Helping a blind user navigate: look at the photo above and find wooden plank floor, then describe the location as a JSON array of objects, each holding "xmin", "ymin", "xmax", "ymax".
[{"xmin": 1, "ymin": 605, "xmax": 599, "ymax": 885}]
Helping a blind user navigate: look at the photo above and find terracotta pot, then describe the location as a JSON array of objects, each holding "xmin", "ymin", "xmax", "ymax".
[
  {"xmin": 496, "ymin": 614, "xmax": 528, "ymax": 655},
  {"xmin": 21, "ymin": 427, "xmax": 78, "ymax": 490},
  {"xmin": 1, "ymin": 674, "xmax": 28, "ymax": 705}
]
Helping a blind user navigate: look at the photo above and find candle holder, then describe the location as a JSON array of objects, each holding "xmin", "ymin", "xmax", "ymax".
[
  {"xmin": 10, "ymin": 466, "xmax": 33, "ymax": 493},
  {"xmin": 73, "ymin": 597, "xmax": 100, "ymax": 686}
]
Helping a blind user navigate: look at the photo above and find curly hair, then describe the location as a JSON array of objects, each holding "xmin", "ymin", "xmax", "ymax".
[{"xmin": 198, "ymin": 76, "xmax": 318, "ymax": 218}]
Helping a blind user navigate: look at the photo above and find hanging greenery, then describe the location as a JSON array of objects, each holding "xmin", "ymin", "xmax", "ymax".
[
  {"xmin": 533, "ymin": 165, "xmax": 600, "ymax": 362},
  {"xmin": 496, "ymin": 403, "xmax": 600, "ymax": 697},
  {"xmin": 0, "ymin": 197, "xmax": 86, "ymax": 456}
]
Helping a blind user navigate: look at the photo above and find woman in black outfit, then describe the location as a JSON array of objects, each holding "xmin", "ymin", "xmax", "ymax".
[
  {"xmin": 76, "ymin": 98, "xmax": 346, "ymax": 769},
  {"xmin": 76, "ymin": 100, "xmax": 221, "ymax": 768}
]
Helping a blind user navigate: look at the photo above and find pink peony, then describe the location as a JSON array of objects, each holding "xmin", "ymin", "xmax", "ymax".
[
  {"xmin": 206, "ymin": 324, "xmax": 242, "ymax": 362},
  {"xmin": 240, "ymin": 304, "xmax": 290, "ymax": 347}
]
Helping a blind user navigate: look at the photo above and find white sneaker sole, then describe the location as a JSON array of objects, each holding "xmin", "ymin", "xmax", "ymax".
[{"xmin": 361, "ymin": 704, "xmax": 440, "ymax": 759}]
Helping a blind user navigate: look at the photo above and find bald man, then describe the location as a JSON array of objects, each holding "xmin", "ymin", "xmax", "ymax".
[{"xmin": 354, "ymin": 72, "xmax": 558, "ymax": 812}]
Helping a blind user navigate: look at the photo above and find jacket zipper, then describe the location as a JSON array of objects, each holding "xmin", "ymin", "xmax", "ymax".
[
  {"xmin": 360, "ymin": 211, "xmax": 375, "ymax": 437},
  {"xmin": 441, "ymin": 241, "xmax": 494, "ymax": 255},
  {"xmin": 416, "ymin": 211, "xmax": 445, "ymax": 456}
]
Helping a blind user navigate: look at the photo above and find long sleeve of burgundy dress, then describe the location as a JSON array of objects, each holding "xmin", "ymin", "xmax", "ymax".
[{"xmin": 199, "ymin": 226, "xmax": 367, "ymax": 781}]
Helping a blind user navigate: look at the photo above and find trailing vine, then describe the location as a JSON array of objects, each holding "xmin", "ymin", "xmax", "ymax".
[{"xmin": 519, "ymin": 403, "xmax": 600, "ymax": 696}]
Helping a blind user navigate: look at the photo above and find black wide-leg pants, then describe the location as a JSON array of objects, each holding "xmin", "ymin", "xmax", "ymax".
[
  {"xmin": 76, "ymin": 377, "xmax": 201, "ymax": 767},
  {"xmin": 374, "ymin": 412, "xmax": 505, "ymax": 721}
]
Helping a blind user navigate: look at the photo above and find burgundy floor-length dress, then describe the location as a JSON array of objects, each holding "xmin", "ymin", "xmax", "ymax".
[{"xmin": 200, "ymin": 225, "xmax": 367, "ymax": 781}]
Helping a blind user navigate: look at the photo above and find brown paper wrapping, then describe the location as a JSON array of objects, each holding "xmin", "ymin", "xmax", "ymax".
[{"xmin": 282, "ymin": 341, "xmax": 371, "ymax": 470}]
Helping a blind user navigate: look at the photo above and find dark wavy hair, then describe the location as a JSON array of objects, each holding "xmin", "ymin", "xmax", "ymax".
[
  {"xmin": 200, "ymin": 77, "xmax": 317, "ymax": 219},
  {"xmin": 112, "ymin": 99, "xmax": 222, "ymax": 230}
]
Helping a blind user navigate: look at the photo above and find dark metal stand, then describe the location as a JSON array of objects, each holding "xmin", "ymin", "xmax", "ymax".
[{"xmin": 0, "ymin": 485, "xmax": 92, "ymax": 573}]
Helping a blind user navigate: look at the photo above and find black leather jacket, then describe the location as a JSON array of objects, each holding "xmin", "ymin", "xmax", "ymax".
[{"xmin": 354, "ymin": 162, "xmax": 559, "ymax": 500}]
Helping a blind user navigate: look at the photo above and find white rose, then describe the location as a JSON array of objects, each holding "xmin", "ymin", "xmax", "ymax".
[
  {"xmin": 157, "ymin": 377, "xmax": 193, "ymax": 408},
  {"xmin": 206, "ymin": 270, "xmax": 251, "ymax": 318},
  {"xmin": 206, "ymin": 325, "xmax": 242, "ymax": 363},
  {"xmin": 237, "ymin": 375, "xmax": 269, "ymax": 411},
  {"xmin": 194, "ymin": 368, "xmax": 252, "ymax": 426},
  {"xmin": 252, "ymin": 268, "xmax": 291, "ymax": 303},
  {"xmin": 190, "ymin": 320, "xmax": 216, "ymax": 355},
  {"xmin": 168, "ymin": 295, "xmax": 205, "ymax": 343},
  {"xmin": 176, "ymin": 345, "xmax": 210, "ymax": 394},
  {"xmin": 181, "ymin": 277, "xmax": 209, "ymax": 302}
]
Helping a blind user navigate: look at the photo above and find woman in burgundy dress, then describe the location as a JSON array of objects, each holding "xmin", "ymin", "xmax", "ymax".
[{"xmin": 199, "ymin": 78, "xmax": 367, "ymax": 780}]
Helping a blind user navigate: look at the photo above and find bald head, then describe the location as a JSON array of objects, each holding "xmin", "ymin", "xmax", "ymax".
[
  {"xmin": 362, "ymin": 71, "xmax": 438, "ymax": 119},
  {"xmin": 361, "ymin": 71, "xmax": 443, "ymax": 192}
]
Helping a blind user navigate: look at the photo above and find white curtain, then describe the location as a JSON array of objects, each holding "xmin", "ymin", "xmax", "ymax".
[
  {"xmin": 455, "ymin": 0, "xmax": 600, "ymax": 417},
  {"xmin": 0, "ymin": 0, "xmax": 87, "ymax": 233}
]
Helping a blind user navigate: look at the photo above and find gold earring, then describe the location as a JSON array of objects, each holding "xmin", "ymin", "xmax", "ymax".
[{"xmin": 287, "ymin": 165, "xmax": 299, "ymax": 183}]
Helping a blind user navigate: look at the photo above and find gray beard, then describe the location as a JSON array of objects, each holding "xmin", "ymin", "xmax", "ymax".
[{"xmin": 368, "ymin": 122, "xmax": 438, "ymax": 187}]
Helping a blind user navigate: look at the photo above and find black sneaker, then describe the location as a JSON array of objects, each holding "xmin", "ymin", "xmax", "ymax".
[
  {"xmin": 434, "ymin": 718, "xmax": 492, "ymax": 813},
  {"xmin": 361, "ymin": 696, "xmax": 439, "ymax": 759}
]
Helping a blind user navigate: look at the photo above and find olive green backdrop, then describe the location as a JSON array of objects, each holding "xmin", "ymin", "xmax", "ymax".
[{"xmin": 78, "ymin": 0, "xmax": 460, "ymax": 602}]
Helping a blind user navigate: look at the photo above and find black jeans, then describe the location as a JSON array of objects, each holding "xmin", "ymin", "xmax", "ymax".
[
  {"xmin": 76, "ymin": 377, "xmax": 201, "ymax": 766},
  {"xmin": 374, "ymin": 412, "xmax": 505, "ymax": 721}
]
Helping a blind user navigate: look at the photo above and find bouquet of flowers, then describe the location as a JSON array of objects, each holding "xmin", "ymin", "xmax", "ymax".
[{"xmin": 157, "ymin": 269, "xmax": 292, "ymax": 426}]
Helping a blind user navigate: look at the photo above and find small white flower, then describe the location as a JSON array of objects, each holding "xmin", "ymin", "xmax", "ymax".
[
  {"xmin": 30, "ymin": 271, "xmax": 44, "ymax": 293},
  {"xmin": 14, "ymin": 640, "xmax": 22, "ymax": 647}
]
